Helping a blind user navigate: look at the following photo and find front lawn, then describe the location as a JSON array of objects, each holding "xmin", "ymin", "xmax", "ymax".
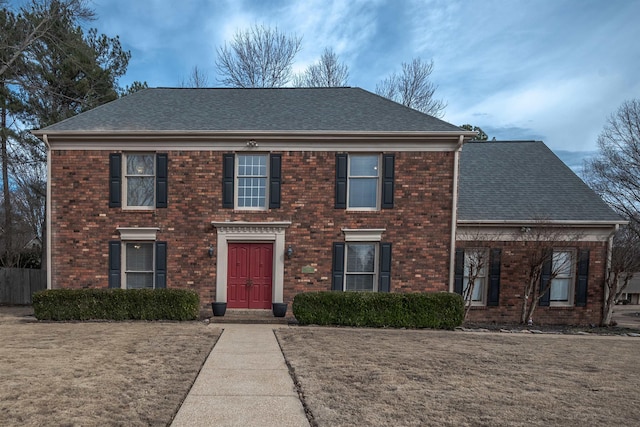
[
  {"xmin": 0, "ymin": 317, "xmax": 220, "ymax": 426},
  {"xmin": 276, "ymin": 327, "xmax": 640, "ymax": 427}
]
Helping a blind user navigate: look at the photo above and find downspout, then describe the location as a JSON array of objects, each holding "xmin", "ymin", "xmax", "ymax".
[
  {"xmin": 603, "ymin": 223, "xmax": 618, "ymax": 320},
  {"xmin": 448, "ymin": 135, "xmax": 464, "ymax": 291},
  {"xmin": 44, "ymin": 134, "xmax": 52, "ymax": 290}
]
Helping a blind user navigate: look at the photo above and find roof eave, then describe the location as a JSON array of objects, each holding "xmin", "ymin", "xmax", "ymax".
[
  {"xmin": 457, "ymin": 219, "xmax": 627, "ymax": 227},
  {"xmin": 33, "ymin": 129, "xmax": 477, "ymax": 140}
]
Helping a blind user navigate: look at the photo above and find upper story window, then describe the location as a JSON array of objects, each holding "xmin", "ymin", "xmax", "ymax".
[
  {"xmin": 109, "ymin": 153, "xmax": 167, "ymax": 209},
  {"xmin": 335, "ymin": 153, "xmax": 394, "ymax": 211},
  {"xmin": 237, "ymin": 154, "xmax": 268, "ymax": 209},
  {"xmin": 348, "ymin": 155, "xmax": 380, "ymax": 210},
  {"xmin": 222, "ymin": 153, "xmax": 281, "ymax": 210},
  {"xmin": 125, "ymin": 154, "xmax": 155, "ymax": 208}
]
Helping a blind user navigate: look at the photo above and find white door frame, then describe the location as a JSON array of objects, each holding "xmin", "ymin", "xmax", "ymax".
[{"xmin": 211, "ymin": 221, "xmax": 291, "ymax": 304}]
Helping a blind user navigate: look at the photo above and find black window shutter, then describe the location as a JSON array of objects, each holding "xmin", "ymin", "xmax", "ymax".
[
  {"xmin": 575, "ymin": 249, "xmax": 589, "ymax": 307},
  {"xmin": 269, "ymin": 154, "xmax": 282, "ymax": 209},
  {"xmin": 379, "ymin": 243, "xmax": 392, "ymax": 292},
  {"xmin": 155, "ymin": 241, "xmax": 167, "ymax": 289},
  {"xmin": 487, "ymin": 248, "xmax": 501, "ymax": 306},
  {"xmin": 454, "ymin": 248, "xmax": 464, "ymax": 295},
  {"xmin": 381, "ymin": 154, "xmax": 395, "ymax": 209},
  {"xmin": 539, "ymin": 250, "xmax": 552, "ymax": 307},
  {"xmin": 109, "ymin": 153, "xmax": 122, "ymax": 208},
  {"xmin": 108, "ymin": 241, "xmax": 121, "ymax": 288},
  {"xmin": 332, "ymin": 243, "xmax": 345, "ymax": 291},
  {"xmin": 222, "ymin": 154, "xmax": 235, "ymax": 208},
  {"xmin": 156, "ymin": 153, "xmax": 168, "ymax": 208},
  {"xmin": 335, "ymin": 154, "xmax": 347, "ymax": 209}
]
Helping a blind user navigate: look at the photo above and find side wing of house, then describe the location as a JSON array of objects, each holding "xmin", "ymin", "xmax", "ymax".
[{"xmin": 455, "ymin": 141, "xmax": 624, "ymax": 325}]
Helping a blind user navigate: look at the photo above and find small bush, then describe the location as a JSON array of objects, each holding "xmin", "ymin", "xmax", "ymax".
[
  {"xmin": 292, "ymin": 291, "xmax": 464, "ymax": 329},
  {"xmin": 32, "ymin": 289, "xmax": 200, "ymax": 321}
]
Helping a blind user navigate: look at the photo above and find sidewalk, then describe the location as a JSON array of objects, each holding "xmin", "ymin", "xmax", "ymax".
[{"xmin": 171, "ymin": 324, "xmax": 309, "ymax": 427}]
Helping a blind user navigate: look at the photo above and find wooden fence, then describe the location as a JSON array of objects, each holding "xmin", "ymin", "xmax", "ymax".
[{"xmin": 0, "ymin": 268, "xmax": 47, "ymax": 305}]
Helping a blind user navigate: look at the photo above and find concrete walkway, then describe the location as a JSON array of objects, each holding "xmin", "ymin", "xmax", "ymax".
[{"xmin": 171, "ymin": 324, "xmax": 309, "ymax": 427}]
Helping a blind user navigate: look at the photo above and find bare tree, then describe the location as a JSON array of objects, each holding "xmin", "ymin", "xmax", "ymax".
[
  {"xmin": 602, "ymin": 226, "xmax": 640, "ymax": 326},
  {"xmin": 518, "ymin": 223, "xmax": 583, "ymax": 324},
  {"xmin": 216, "ymin": 24, "xmax": 302, "ymax": 88},
  {"xmin": 293, "ymin": 47, "xmax": 348, "ymax": 87},
  {"xmin": 461, "ymin": 248, "xmax": 489, "ymax": 320},
  {"xmin": 0, "ymin": 0, "xmax": 94, "ymax": 80},
  {"xmin": 181, "ymin": 65, "xmax": 209, "ymax": 88},
  {"xmin": 584, "ymin": 99, "xmax": 640, "ymax": 237},
  {"xmin": 375, "ymin": 58, "xmax": 446, "ymax": 118}
]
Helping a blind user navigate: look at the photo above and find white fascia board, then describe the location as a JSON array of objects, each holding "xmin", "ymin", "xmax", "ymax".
[{"xmin": 38, "ymin": 130, "xmax": 476, "ymax": 152}]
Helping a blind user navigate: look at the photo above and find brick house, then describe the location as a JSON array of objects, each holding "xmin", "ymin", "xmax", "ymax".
[{"xmin": 33, "ymin": 87, "xmax": 623, "ymax": 324}]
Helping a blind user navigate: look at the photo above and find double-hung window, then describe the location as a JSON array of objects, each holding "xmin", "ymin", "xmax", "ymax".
[
  {"xmin": 335, "ymin": 153, "xmax": 394, "ymax": 210},
  {"xmin": 550, "ymin": 250, "xmax": 574, "ymax": 304},
  {"xmin": 109, "ymin": 228, "xmax": 167, "ymax": 290},
  {"xmin": 345, "ymin": 243, "xmax": 378, "ymax": 291},
  {"xmin": 348, "ymin": 154, "xmax": 380, "ymax": 210},
  {"xmin": 125, "ymin": 153, "xmax": 155, "ymax": 208},
  {"xmin": 332, "ymin": 229, "xmax": 392, "ymax": 293},
  {"xmin": 109, "ymin": 153, "xmax": 167, "ymax": 209},
  {"xmin": 125, "ymin": 242, "xmax": 155, "ymax": 289},
  {"xmin": 463, "ymin": 249, "xmax": 488, "ymax": 304},
  {"xmin": 236, "ymin": 154, "xmax": 268, "ymax": 209}
]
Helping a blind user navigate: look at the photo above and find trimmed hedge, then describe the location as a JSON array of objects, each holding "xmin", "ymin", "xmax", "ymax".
[
  {"xmin": 292, "ymin": 291, "xmax": 464, "ymax": 329},
  {"xmin": 32, "ymin": 289, "xmax": 200, "ymax": 321}
]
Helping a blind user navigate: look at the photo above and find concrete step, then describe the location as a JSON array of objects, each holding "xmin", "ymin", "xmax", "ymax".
[{"xmin": 200, "ymin": 308, "xmax": 293, "ymax": 325}]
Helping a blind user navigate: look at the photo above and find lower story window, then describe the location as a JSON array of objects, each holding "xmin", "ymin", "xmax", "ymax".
[
  {"xmin": 551, "ymin": 250, "xmax": 573, "ymax": 303},
  {"xmin": 464, "ymin": 249, "xmax": 488, "ymax": 304},
  {"xmin": 125, "ymin": 242, "xmax": 154, "ymax": 289},
  {"xmin": 345, "ymin": 243, "xmax": 377, "ymax": 291}
]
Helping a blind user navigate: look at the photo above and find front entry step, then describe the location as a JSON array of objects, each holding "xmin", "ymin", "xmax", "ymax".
[{"xmin": 204, "ymin": 308, "xmax": 291, "ymax": 324}]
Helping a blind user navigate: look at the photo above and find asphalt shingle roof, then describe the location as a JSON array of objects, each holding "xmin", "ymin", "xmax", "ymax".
[
  {"xmin": 39, "ymin": 87, "xmax": 463, "ymax": 133},
  {"xmin": 458, "ymin": 141, "xmax": 622, "ymax": 223}
]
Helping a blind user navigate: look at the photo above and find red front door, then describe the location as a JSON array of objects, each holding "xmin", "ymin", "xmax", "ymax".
[{"xmin": 227, "ymin": 243, "xmax": 273, "ymax": 309}]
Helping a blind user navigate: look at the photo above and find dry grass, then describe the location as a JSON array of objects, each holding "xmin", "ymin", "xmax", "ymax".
[
  {"xmin": 0, "ymin": 310, "xmax": 220, "ymax": 426},
  {"xmin": 276, "ymin": 327, "xmax": 640, "ymax": 427}
]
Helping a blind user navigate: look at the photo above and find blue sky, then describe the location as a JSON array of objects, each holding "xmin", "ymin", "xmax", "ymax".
[{"xmin": 86, "ymin": 0, "xmax": 640, "ymax": 153}]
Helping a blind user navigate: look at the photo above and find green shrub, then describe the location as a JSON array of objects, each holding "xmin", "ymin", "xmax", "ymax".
[
  {"xmin": 292, "ymin": 291, "xmax": 464, "ymax": 329},
  {"xmin": 32, "ymin": 289, "xmax": 200, "ymax": 321}
]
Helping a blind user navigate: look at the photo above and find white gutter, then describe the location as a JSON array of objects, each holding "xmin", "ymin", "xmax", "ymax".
[
  {"xmin": 32, "ymin": 129, "xmax": 479, "ymax": 139},
  {"xmin": 43, "ymin": 134, "xmax": 52, "ymax": 290},
  {"xmin": 604, "ymin": 223, "xmax": 619, "ymax": 311},
  {"xmin": 448, "ymin": 135, "xmax": 465, "ymax": 292},
  {"xmin": 457, "ymin": 219, "xmax": 628, "ymax": 226}
]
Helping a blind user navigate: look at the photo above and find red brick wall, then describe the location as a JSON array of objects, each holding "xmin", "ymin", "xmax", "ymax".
[
  {"xmin": 50, "ymin": 150, "xmax": 455, "ymax": 306},
  {"xmin": 458, "ymin": 240, "xmax": 607, "ymax": 325}
]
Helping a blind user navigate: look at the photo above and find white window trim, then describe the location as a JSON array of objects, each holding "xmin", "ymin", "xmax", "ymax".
[
  {"xmin": 550, "ymin": 249, "xmax": 576, "ymax": 307},
  {"xmin": 344, "ymin": 242, "xmax": 379, "ymax": 292},
  {"xmin": 463, "ymin": 248, "xmax": 489, "ymax": 306},
  {"xmin": 123, "ymin": 241, "xmax": 156, "ymax": 289},
  {"xmin": 347, "ymin": 153, "xmax": 381, "ymax": 211},
  {"xmin": 117, "ymin": 227, "xmax": 160, "ymax": 241},
  {"xmin": 235, "ymin": 153, "xmax": 269, "ymax": 211},
  {"xmin": 342, "ymin": 228, "xmax": 386, "ymax": 242},
  {"xmin": 123, "ymin": 153, "xmax": 156, "ymax": 210}
]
